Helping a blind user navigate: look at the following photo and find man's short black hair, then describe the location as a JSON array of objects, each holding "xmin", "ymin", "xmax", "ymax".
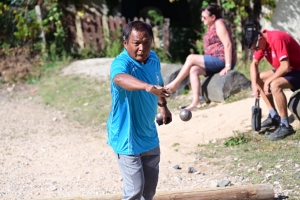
[
  {"xmin": 244, "ymin": 30, "xmax": 261, "ymax": 49},
  {"xmin": 122, "ymin": 21, "xmax": 154, "ymax": 43}
]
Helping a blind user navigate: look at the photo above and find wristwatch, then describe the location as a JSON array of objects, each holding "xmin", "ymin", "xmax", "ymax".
[{"xmin": 158, "ymin": 101, "xmax": 167, "ymax": 107}]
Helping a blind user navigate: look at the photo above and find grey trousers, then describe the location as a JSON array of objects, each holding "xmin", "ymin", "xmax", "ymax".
[{"xmin": 116, "ymin": 146, "xmax": 160, "ymax": 200}]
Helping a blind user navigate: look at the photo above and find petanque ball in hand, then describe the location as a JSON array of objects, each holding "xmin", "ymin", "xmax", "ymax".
[
  {"xmin": 156, "ymin": 112, "xmax": 163, "ymax": 125},
  {"xmin": 179, "ymin": 109, "xmax": 192, "ymax": 121},
  {"xmin": 156, "ymin": 112, "xmax": 163, "ymax": 121}
]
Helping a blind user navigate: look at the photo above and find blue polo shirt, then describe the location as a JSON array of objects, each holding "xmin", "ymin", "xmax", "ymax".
[{"xmin": 106, "ymin": 49, "xmax": 163, "ymax": 155}]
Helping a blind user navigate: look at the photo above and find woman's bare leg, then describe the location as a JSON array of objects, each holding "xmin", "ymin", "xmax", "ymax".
[
  {"xmin": 166, "ymin": 54, "xmax": 205, "ymax": 93},
  {"xmin": 184, "ymin": 66, "xmax": 206, "ymax": 110}
]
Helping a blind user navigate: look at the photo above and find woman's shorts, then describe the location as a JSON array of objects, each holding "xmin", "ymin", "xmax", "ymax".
[
  {"xmin": 204, "ymin": 55, "xmax": 235, "ymax": 76},
  {"xmin": 273, "ymin": 69, "xmax": 300, "ymax": 92}
]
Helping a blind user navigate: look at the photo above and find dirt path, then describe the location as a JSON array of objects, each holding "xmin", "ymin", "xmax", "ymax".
[{"xmin": 0, "ymin": 85, "xmax": 298, "ymax": 199}]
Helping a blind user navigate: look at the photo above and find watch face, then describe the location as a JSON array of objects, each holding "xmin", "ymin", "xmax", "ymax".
[{"xmin": 158, "ymin": 101, "xmax": 167, "ymax": 107}]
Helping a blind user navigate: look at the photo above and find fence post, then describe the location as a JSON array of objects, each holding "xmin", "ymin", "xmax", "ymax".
[
  {"xmin": 163, "ymin": 18, "xmax": 170, "ymax": 51},
  {"xmin": 34, "ymin": 5, "xmax": 46, "ymax": 44},
  {"xmin": 115, "ymin": 16, "xmax": 122, "ymax": 37},
  {"xmin": 152, "ymin": 26, "xmax": 160, "ymax": 49},
  {"xmin": 121, "ymin": 17, "xmax": 127, "ymax": 28},
  {"xmin": 82, "ymin": 13, "xmax": 91, "ymax": 50},
  {"xmin": 75, "ymin": 12, "xmax": 85, "ymax": 50},
  {"xmin": 108, "ymin": 16, "xmax": 115, "ymax": 40},
  {"xmin": 89, "ymin": 14, "xmax": 98, "ymax": 51},
  {"xmin": 102, "ymin": 15, "xmax": 109, "ymax": 41},
  {"xmin": 95, "ymin": 15, "xmax": 104, "ymax": 50}
]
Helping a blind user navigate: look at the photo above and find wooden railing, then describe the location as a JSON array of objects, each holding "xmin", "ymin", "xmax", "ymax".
[{"xmin": 64, "ymin": 6, "xmax": 170, "ymax": 53}]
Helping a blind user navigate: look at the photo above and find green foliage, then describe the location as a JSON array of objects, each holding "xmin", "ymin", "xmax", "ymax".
[
  {"xmin": 105, "ymin": 39, "xmax": 123, "ymax": 58},
  {"xmin": 154, "ymin": 48, "xmax": 172, "ymax": 63},
  {"xmin": 195, "ymin": 39, "xmax": 204, "ymax": 54},
  {"xmin": 169, "ymin": 26, "xmax": 198, "ymax": 63},
  {"xmin": 223, "ymin": 131, "xmax": 251, "ymax": 146},
  {"xmin": 14, "ymin": 9, "xmax": 40, "ymax": 41},
  {"xmin": 37, "ymin": 62, "xmax": 112, "ymax": 127},
  {"xmin": 181, "ymin": 88, "xmax": 189, "ymax": 95},
  {"xmin": 147, "ymin": 10, "xmax": 163, "ymax": 27}
]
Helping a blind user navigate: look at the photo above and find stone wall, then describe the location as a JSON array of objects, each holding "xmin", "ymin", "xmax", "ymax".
[{"xmin": 260, "ymin": 0, "xmax": 300, "ymax": 42}]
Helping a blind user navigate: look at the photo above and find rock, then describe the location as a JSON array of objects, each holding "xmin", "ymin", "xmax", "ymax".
[
  {"xmin": 288, "ymin": 91, "xmax": 300, "ymax": 120},
  {"xmin": 187, "ymin": 167, "xmax": 196, "ymax": 173},
  {"xmin": 219, "ymin": 180, "xmax": 231, "ymax": 187},
  {"xmin": 173, "ymin": 165, "xmax": 181, "ymax": 170},
  {"xmin": 201, "ymin": 70, "xmax": 251, "ymax": 102},
  {"xmin": 210, "ymin": 180, "xmax": 218, "ymax": 187}
]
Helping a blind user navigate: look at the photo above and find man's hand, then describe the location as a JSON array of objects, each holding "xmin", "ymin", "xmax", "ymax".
[
  {"xmin": 158, "ymin": 107, "xmax": 172, "ymax": 125},
  {"xmin": 252, "ymin": 84, "xmax": 260, "ymax": 99},
  {"xmin": 146, "ymin": 85, "xmax": 170, "ymax": 98},
  {"xmin": 263, "ymin": 81, "xmax": 271, "ymax": 95},
  {"xmin": 219, "ymin": 66, "xmax": 231, "ymax": 76}
]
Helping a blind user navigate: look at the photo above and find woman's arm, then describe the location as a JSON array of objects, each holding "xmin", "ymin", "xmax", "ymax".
[{"xmin": 215, "ymin": 19, "xmax": 233, "ymax": 75}]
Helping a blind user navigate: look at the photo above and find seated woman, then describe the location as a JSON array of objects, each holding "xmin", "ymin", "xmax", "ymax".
[{"xmin": 166, "ymin": 4, "xmax": 237, "ymax": 110}]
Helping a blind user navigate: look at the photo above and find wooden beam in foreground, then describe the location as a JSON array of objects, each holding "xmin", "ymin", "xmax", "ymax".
[{"xmin": 39, "ymin": 184, "xmax": 274, "ymax": 200}]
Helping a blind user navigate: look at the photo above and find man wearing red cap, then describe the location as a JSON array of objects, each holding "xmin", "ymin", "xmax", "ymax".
[{"xmin": 244, "ymin": 28, "xmax": 300, "ymax": 141}]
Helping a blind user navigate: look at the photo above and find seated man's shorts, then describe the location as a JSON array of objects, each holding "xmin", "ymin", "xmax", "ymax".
[{"xmin": 274, "ymin": 69, "xmax": 300, "ymax": 92}]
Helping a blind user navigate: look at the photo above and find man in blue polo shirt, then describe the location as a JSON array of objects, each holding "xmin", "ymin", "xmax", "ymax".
[{"xmin": 107, "ymin": 21, "xmax": 172, "ymax": 200}]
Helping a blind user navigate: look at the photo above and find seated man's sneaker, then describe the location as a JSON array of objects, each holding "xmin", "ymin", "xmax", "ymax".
[
  {"xmin": 261, "ymin": 114, "xmax": 280, "ymax": 129},
  {"xmin": 268, "ymin": 124, "xmax": 295, "ymax": 141}
]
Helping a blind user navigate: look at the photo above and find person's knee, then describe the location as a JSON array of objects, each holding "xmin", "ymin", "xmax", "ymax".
[
  {"xmin": 186, "ymin": 54, "xmax": 201, "ymax": 64},
  {"xmin": 270, "ymin": 81, "xmax": 283, "ymax": 92},
  {"xmin": 190, "ymin": 65, "xmax": 205, "ymax": 76},
  {"xmin": 190, "ymin": 66, "xmax": 198, "ymax": 75}
]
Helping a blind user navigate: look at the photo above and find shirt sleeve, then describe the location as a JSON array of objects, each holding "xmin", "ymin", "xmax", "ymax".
[
  {"xmin": 272, "ymin": 39, "xmax": 288, "ymax": 61},
  {"xmin": 253, "ymin": 50, "xmax": 264, "ymax": 61},
  {"xmin": 110, "ymin": 58, "xmax": 129, "ymax": 81}
]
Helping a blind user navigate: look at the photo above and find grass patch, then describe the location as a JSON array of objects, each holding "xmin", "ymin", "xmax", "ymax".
[
  {"xmin": 34, "ymin": 61, "xmax": 111, "ymax": 128},
  {"xmin": 196, "ymin": 130, "xmax": 300, "ymax": 199},
  {"xmin": 38, "ymin": 76, "xmax": 110, "ymax": 127},
  {"xmin": 223, "ymin": 131, "xmax": 252, "ymax": 146}
]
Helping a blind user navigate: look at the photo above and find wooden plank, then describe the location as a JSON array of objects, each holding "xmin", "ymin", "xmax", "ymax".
[
  {"xmin": 102, "ymin": 15, "xmax": 109, "ymax": 39},
  {"xmin": 67, "ymin": 14, "xmax": 77, "ymax": 45},
  {"xmin": 35, "ymin": 5, "xmax": 46, "ymax": 44},
  {"xmin": 121, "ymin": 17, "xmax": 127, "ymax": 28},
  {"xmin": 75, "ymin": 14, "xmax": 84, "ymax": 50},
  {"xmin": 89, "ymin": 14, "xmax": 97, "ymax": 50},
  {"xmin": 163, "ymin": 18, "xmax": 170, "ymax": 51},
  {"xmin": 115, "ymin": 16, "xmax": 121, "ymax": 37},
  {"xmin": 36, "ymin": 184, "xmax": 274, "ymax": 200},
  {"xmin": 95, "ymin": 15, "xmax": 104, "ymax": 50},
  {"xmin": 152, "ymin": 26, "xmax": 160, "ymax": 49},
  {"xmin": 82, "ymin": 13, "xmax": 90, "ymax": 50},
  {"xmin": 108, "ymin": 15, "xmax": 115, "ymax": 39},
  {"xmin": 146, "ymin": 18, "xmax": 151, "ymax": 25},
  {"xmin": 154, "ymin": 184, "xmax": 274, "ymax": 200}
]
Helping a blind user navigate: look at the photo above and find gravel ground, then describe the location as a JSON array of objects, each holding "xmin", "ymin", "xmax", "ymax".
[{"xmin": 0, "ymin": 85, "xmax": 279, "ymax": 200}]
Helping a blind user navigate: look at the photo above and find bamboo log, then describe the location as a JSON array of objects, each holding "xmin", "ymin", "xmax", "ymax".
[{"xmin": 38, "ymin": 184, "xmax": 274, "ymax": 200}]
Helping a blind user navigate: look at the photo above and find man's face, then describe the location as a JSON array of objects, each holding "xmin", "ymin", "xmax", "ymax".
[
  {"xmin": 124, "ymin": 29, "xmax": 152, "ymax": 63},
  {"xmin": 250, "ymin": 36, "xmax": 266, "ymax": 51}
]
